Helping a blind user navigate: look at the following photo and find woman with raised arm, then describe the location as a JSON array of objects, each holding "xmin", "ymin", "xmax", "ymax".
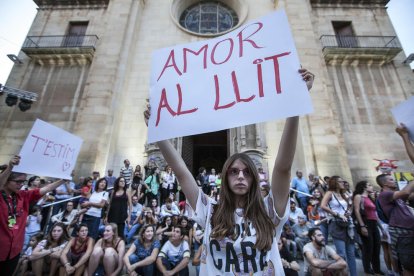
[
  {"xmin": 144, "ymin": 69, "xmax": 314, "ymax": 275},
  {"xmin": 0, "ymin": 155, "xmax": 67, "ymax": 275}
]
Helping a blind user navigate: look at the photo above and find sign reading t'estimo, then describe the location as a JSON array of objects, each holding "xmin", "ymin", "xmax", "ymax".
[
  {"xmin": 13, "ymin": 119, "xmax": 83, "ymax": 179},
  {"xmin": 148, "ymin": 10, "xmax": 313, "ymax": 143}
]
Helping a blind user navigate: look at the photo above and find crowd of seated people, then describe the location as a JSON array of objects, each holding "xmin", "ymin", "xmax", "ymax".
[{"xmin": 8, "ymin": 136, "xmax": 414, "ymax": 276}]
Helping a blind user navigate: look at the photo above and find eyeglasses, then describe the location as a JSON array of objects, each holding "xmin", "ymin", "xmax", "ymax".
[
  {"xmin": 227, "ymin": 168, "xmax": 252, "ymax": 178},
  {"xmin": 11, "ymin": 179, "xmax": 26, "ymax": 184}
]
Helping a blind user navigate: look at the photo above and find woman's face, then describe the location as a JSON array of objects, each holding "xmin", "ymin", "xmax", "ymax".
[
  {"xmin": 29, "ymin": 237, "xmax": 37, "ymax": 247},
  {"xmin": 143, "ymin": 226, "xmax": 154, "ymax": 241},
  {"xmin": 337, "ymin": 178, "xmax": 345, "ymax": 190},
  {"xmin": 136, "ymin": 165, "xmax": 141, "ymax": 171},
  {"xmin": 180, "ymin": 219, "xmax": 188, "ymax": 227},
  {"xmin": 151, "ymin": 199, "xmax": 157, "ymax": 206},
  {"xmin": 145, "ymin": 210, "xmax": 153, "ymax": 218},
  {"xmin": 103, "ymin": 225, "xmax": 114, "ymax": 240},
  {"xmin": 98, "ymin": 179, "xmax": 106, "ymax": 190},
  {"xmin": 66, "ymin": 202, "xmax": 74, "ymax": 211},
  {"xmin": 87, "ymin": 180, "xmax": 92, "ymax": 187},
  {"xmin": 365, "ymin": 182, "xmax": 374, "ymax": 193},
  {"xmin": 277, "ymin": 240, "xmax": 283, "ymax": 251},
  {"xmin": 51, "ymin": 226, "xmax": 63, "ymax": 241},
  {"xmin": 313, "ymin": 189, "xmax": 321, "ymax": 199},
  {"xmin": 78, "ymin": 226, "xmax": 88, "ymax": 239},
  {"xmin": 32, "ymin": 177, "xmax": 41, "ymax": 187},
  {"xmin": 227, "ymin": 159, "xmax": 252, "ymax": 197},
  {"xmin": 118, "ymin": 178, "xmax": 125, "ymax": 188}
]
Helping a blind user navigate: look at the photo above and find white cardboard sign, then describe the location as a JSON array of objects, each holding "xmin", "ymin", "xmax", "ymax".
[
  {"xmin": 148, "ymin": 10, "xmax": 313, "ymax": 143},
  {"xmin": 391, "ymin": 95, "xmax": 414, "ymax": 142},
  {"xmin": 13, "ymin": 119, "xmax": 83, "ymax": 179}
]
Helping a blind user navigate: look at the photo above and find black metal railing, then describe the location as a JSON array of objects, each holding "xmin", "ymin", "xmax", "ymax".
[
  {"xmin": 22, "ymin": 35, "xmax": 99, "ymax": 49},
  {"xmin": 320, "ymin": 35, "xmax": 400, "ymax": 49},
  {"xmin": 34, "ymin": 0, "xmax": 109, "ymax": 6},
  {"xmin": 310, "ymin": 0, "xmax": 389, "ymax": 6}
]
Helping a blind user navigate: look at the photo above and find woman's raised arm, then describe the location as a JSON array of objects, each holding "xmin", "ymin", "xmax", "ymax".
[
  {"xmin": 271, "ymin": 69, "xmax": 314, "ymax": 217},
  {"xmin": 144, "ymin": 107, "xmax": 199, "ymax": 209}
]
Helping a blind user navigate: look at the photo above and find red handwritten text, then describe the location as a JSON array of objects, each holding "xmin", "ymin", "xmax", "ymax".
[
  {"xmin": 155, "ymin": 51, "xmax": 291, "ymax": 126},
  {"xmin": 157, "ymin": 22, "xmax": 264, "ymax": 82},
  {"xmin": 30, "ymin": 134, "xmax": 76, "ymax": 160}
]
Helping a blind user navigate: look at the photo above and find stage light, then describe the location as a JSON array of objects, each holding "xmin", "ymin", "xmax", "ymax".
[
  {"xmin": 18, "ymin": 99, "xmax": 33, "ymax": 112},
  {"xmin": 1, "ymin": 85, "xmax": 38, "ymax": 111},
  {"xmin": 5, "ymin": 95, "xmax": 18, "ymax": 106}
]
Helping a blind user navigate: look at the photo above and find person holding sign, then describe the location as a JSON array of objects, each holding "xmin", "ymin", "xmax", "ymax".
[
  {"xmin": 396, "ymin": 123, "xmax": 414, "ymax": 164},
  {"xmin": 144, "ymin": 68, "xmax": 314, "ymax": 275},
  {"xmin": 0, "ymin": 155, "xmax": 67, "ymax": 275}
]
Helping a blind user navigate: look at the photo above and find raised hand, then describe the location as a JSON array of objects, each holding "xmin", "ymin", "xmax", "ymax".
[{"xmin": 299, "ymin": 68, "xmax": 315, "ymax": 91}]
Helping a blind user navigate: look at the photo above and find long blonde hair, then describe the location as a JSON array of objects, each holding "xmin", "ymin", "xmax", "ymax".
[
  {"xmin": 210, "ymin": 153, "xmax": 275, "ymax": 251},
  {"xmin": 105, "ymin": 223, "xmax": 119, "ymax": 249}
]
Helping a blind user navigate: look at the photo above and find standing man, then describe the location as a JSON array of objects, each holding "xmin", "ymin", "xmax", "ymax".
[
  {"xmin": 105, "ymin": 169, "xmax": 117, "ymax": 190},
  {"xmin": 291, "ymin": 170, "xmax": 310, "ymax": 215},
  {"xmin": 303, "ymin": 228, "xmax": 347, "ymax": 276},
  {"xmin": 91, "ymin": 171, "xmax": 100, "ymax": 190},
  {"xmin": 376, "ymin": 174, "xmax": 414, "ymax": 274},
  {"xmin": 376, "ymin": 123, "xmax": 414, "ymax": 275},
  {"xmin": 120, "ymin": 159, "xmax": 133, "ymax": 188},
  {"xmin": 0, "ymin": 155, "xmax": 66, "ymax": 274}
]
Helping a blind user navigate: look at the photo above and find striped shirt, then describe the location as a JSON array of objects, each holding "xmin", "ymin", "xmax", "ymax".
[{"xmin": 120, "ymin": 166, "xmax": 133, "ymax": 186}]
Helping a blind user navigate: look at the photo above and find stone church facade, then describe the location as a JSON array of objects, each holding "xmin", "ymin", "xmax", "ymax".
[{"xmin": 1, "ymin": 0, "xmax": 413, "ymax": 184}]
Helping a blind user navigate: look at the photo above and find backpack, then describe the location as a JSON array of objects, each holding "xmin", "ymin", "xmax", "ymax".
[{"xmin": 375, "ymin": 198, "xmax": 389, "ymax": 224}]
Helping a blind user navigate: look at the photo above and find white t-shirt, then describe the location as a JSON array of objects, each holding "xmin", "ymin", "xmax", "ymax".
[
  {"xmin": 160, "ymin": 203, "xmax": 180, "ymax": 218},
  {"xmin": 162, "ymin": 173, "xmax": 176, "ymax": 190},
  {"xmin": 289, "ymin": 207, "xmax": 305, "ymax": 225},
  {"xmin": 86, "ymin": 191, "xmax": 109, "ymax": 217},
  {"xmin": 303, "ymin": 242, "xmax": 337, "ymax": 273},
  {"xmin": 158, "ymin": 240, "xmax": 190, "ymax": 261},
  {"xmin": 189, "ymin": 189, "xmax": 288, "ymax": 275},
  {"xmin": 26, "ymin": 214, "xmax": 41, "ymax": 233},
  {"xmin": 208, "ymin": 175, "xmax": 217, "ymax": 186}
]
